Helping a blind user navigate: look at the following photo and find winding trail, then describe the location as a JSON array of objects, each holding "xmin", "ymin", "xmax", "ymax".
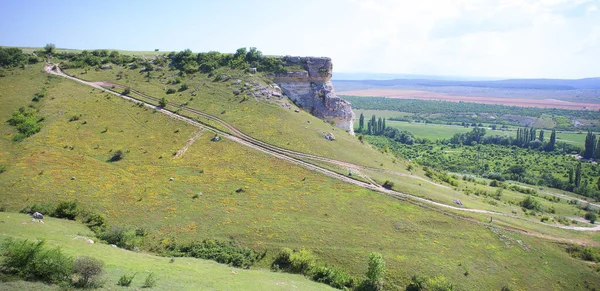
[{"xmin": 44, "ymin": 64, "xmax": 600, "ymax": 233}]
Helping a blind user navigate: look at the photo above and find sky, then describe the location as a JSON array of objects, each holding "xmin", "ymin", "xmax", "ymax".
[{"xmin": 1, "ymin": 0, "xmax": 599, "ymax": 79}]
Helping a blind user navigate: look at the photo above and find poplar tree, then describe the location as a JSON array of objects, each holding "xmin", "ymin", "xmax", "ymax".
[
  {"xmin": 539, "ymin": 130, "xmax": 544, "ymax": 143},
  {"xmin": 584, "ymin": 131, "xmax": 597, "ymax": 159},
  {"xmin": 358, "ymin": 113, "xmax": 364, "ymax": 132},
  {"xmin": 575, "ymin": 163, "xmax": 582, "ymax": 188}
]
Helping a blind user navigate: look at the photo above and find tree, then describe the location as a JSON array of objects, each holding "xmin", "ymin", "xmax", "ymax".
[
  {"xmin": 583, "ymin": 131, "xmax": 597, "ymax": 159},
  {"xmin": 382, "ymin": 118, "xmax": 386, "ymax": 131},
  {"xmin": 159, "ymin": 97, "xmax": 167, "ymax": 108},
  {"xmin": 545, "ymin": 129, "xmax": 556, "ymax": 152},
  {"xmin": 44, "ymin": 43, "xmax": 56, "ymax": 55},
  {"xmin": 366, "ymin": 253, "xmax": 385, "ymax": 290},
  {"xmin": 575, "ymin": 163, "xmax": 582, "ymax": 188},
  {"xmin": 358, "ymin": 113, "xmax": 364, "ymax": 132},
  {"xmin": 595, "ymin": 138, "xmax": 600, "ymax": 159},
  {"xmin": 539, "ymin": 130, "xmax": 544, "ymax": 143},
  {"xmin": 569, "ymin": 168, "xmax": 574, "ymax": 184},
  {"xmin": 597, "ymin": 177, "xmax": 600, "ymax": 191}
]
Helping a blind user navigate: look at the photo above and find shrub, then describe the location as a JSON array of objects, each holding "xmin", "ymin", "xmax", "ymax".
[
  {"xmin": 177, "ymin": 239, "xmax": 259, "ymax": 269},
  {"xmin": 53, "ymin": 200, "xmax": 79, "ymax": 220},
  {"xmin": 159, "ymin": 97, "xmax": 167, "ymax": 108},
  {"xmin": 0, "ymin": 164, "xmax": 6, "ymax": 174},
  {"xmin": 382, "ymin": 180, "xmax": 394, "ymax": 190},
  {"xmin": 109, "ymin": 150, "xmax": 124, "ymax": 162},
  {"xmin": 178, "ymin": 84, "xmax": 189, "ymax": 92},
  {"xmin": 166, "ymin": 88, "xmax": 176, "ymax": 94},
  {"xmin": 100, "ymin": 226, "xmax": 142, "ymax": 250},
  {"xmin": 406, "ymin": 275, "xmax": 455, "ymax": 291},
  {"xmin": 122, "ymin": 87, "xmax": 131, "ymax": 95},
  {"xmin": 520, "ymin": 196, "xmax": 541, "ymax": 211},
  {"xmin": 566, "ymin": 245, "xmax": 600, "ymax": 262},
  {"xmin": 117, "ymin": 273, "xmax": 136, "ymax": 286},
  {"xmin": 7, "ymin": 107, "xmax": 42, "ymax": 141},
  {"xmin": 20, "ymin": 203, "xmax": 55, "ymax": 216},
  {"xmin": 142, "ymin": 272, "xmax": 157, "ymax": 288},
  {"xmin": 73, "ymin": 256, "xmax": 104, "ymax": 288},
  {"xmin": 272, "ymin": 248, "xmax": 355, "ymax": 289},
  {"xmin": 585, "ymin": 212, "xmax": 597, "ymax": 224},
  {"xmin": 309, "ymin": 265, "xmax": 355, "ymax": 289},
  {"xmin": 0, "ymin": 239, "xmax": 73, "ymax": 283},
  {"xmin": 81, "ymin": 212, "xmax": 108, "ymax": 235}
]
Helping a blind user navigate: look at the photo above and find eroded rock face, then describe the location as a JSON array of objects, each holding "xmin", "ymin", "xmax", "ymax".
[{"xmin": 274, "ymin": 57, "xmax": 354, "ymax": 135}]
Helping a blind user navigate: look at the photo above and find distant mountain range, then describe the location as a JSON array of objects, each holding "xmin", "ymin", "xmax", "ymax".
[{"xmin": 332, "ymin": 74, "xmax": 600, "ymax": 90}]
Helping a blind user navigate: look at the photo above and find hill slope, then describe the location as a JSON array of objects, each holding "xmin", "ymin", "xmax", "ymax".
[
  {"xmin": 0, "ymin": 213, "xmax": 333, "ymax": 290},
  {"xmin": 0, "ymin": 62, "xmax": 599, "ymax": 290}
]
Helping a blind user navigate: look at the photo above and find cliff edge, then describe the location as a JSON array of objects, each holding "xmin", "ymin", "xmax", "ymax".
[{"xmin": 273, "ymin": 56, "xmax": 355, "ymax": 135}]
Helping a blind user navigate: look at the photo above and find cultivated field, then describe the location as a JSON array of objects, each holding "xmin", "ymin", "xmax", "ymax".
[{"xmin": 341, "ymin": 89, "xmax": 600, "ymax": 110}]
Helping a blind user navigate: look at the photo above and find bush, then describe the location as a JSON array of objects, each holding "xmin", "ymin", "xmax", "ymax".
[
  {"xmin": 178, "ymin": 84, "xmax": 189, "ymax": 92},
  {"xmin": 7, "ymin": 107, "xmax": 42, "ymax": 141},
  {"xmin": 159, "ymin": 97, "xmax": 167, "ymax": 108},
  {"xmin": 585, "ymin": 212, "xmax": 597, "ymax": 224},
  {"xmin": 20, "ymin": 203, "xmax": 55, "ymax": 216},
  {"xmin": 100, "ymin": 226, "xmax": 142, "ymax": 250},
  {"xmin": 122, "ymin": 87, "xmax": 131, "ymax": 95},
  {"xmin": 73, "ymin": 256, "xmax": 104, "ymax": 288},
  {"xmin": 53, "ymin": 200, "xmax": 79, "ymax": 220},
  {"xmin": 117, "ymin": 273, "xmax": 136, "ymax": 286},
  {"xmin": 406, "ymin": 275, "xmax": 455, "ymax": 291},
  {"xmin": 272, "ymin": 248, "xmax": 355, "ymax": 289},
  {"xmin": 142, "ymin": 272, "xmax": 157, "ymax": 288},
  {"xmin": 166, "ymin": 88, "xmax": 176, "ymax": 94},
  {"xmin": 81, "ymin": 212, "xmax": 108, "ymax": 235},
  {"xmin": 566, "ymin": 245, "xmax": 600, "ymax": 262},
  {"xmin": 177, "ymin": 239, "xmax": 259, "ymax": 269},
  {"xmin": 109, "ymin": 150, "xmax": 124, "ymax": 162},
  {"xmin": 382, "ymin": 180, "xmax": 394, "ymax": 190},
  {"xmin": 0, "ymin": 239, "xmax": 73, "ymax": 284},
  {"xmin": 520, "ymin": 196, "xmax": 541, "ymax": 211}
]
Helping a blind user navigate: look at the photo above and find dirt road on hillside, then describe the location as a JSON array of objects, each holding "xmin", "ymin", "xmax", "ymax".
[{"xmin": 44, "ymin": 64, "xmax": 600, "ymax": 234}]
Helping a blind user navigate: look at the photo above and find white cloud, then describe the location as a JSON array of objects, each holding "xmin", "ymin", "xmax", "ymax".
[{"xmin": 330, "ymin": 0, "xmax": 600, "ymax": 78}]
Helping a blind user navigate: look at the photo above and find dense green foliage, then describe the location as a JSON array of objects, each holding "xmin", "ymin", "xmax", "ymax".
[
  {"xmin": 7, "ymin": 107, "xmax": 43, "ymax": 141},
  {"xmin": 0, "ymin": 239, "xmax": 73, "ymax": 284},
  {"xmin": 175, "ymin": 239, "xmax": 260, "ymax": 269},
  {"xmin": 344, "ymin": 97, "xmax": 600, "ymax": 130},
  {"xmin": 365, "ymin": 135, "xmax": 600, "ymax": 199},
  {"xmin": 272, "ymin": 248, "xmax": 356, "ymax": 290},
  {"xmin": 405, "ymin": 275, "xmax": 455, "ymax": 291},
  {"xmin": 0, "ymin": 47, "xmax": 39, "ymax": 69}
]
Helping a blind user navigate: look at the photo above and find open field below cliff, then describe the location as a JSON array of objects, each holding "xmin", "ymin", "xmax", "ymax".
[
  {"xmin": 352, "ymin": 111, "xmax": 594, "ymax": 148},
  {"xmin": 2, "ymin": 64, "xmax": 600, "ymax": 290},
  {"xmin": 340, "ymin": 89, "xmax": 600, "ymax": 110}
]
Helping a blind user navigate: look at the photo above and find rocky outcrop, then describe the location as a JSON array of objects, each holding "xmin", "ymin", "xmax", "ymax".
[{"xmin": 273, "ymin": 57, "xmax": 354, "ymax": 135}]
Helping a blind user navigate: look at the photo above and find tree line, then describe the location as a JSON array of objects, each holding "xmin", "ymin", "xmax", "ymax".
[{"xmin": 344, "ymin": 96, "xmax": 600, "ymax": 131}]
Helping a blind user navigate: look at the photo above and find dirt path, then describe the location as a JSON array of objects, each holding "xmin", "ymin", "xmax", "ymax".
[
  {"xmin": 45, "ymin": 64, "xmax": 599, "ymax": 234},
  {"xmin": 174, "ymin": 129, "xmax": 204, "ymax": 159}
]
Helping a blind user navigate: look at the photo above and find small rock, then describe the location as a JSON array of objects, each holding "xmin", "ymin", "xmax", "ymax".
[
  {"xmin": 233, "ymin": 79, "xmax": 241, "ymax": 85},
  {"xmin": 169, "ymin": 177, "xmax": 174, "ymax": 181},
  {"xmin": 294, "ymin": 109, "xmax": 300, "ymax": 113},
  {"xmin": 71, "ymin": 176, "xmax": 76, "ymax": 180},
  {"xmin": 85, "ymin": 239, "xmax": 94, "ymax": 244},
  {"xmin": 212, "ymin": 136, "xmax": 220, "ymax": 142},
  {"xmin": 250, "ymin": 68, "xmax": 257, "ymax": 74},
  {"xmin": 110, "ymin": 244, "xmax": 117, "ymax": 248},
  {"xmin": 233, "ymin": 89, "xmax": 240, "ymax": 95},
  {"xmin": 325, "ymin": 133, "xmax": 335, "ymax": 140}
]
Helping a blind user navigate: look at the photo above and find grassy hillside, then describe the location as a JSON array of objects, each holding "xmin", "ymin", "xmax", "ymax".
[
  {"xmin": 1, "ymin": 64, "xmax": 600, "ymax": 290},
  {"xmin": 0, "ymin": 213, "xmax": 333, "ymax": 290}
]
